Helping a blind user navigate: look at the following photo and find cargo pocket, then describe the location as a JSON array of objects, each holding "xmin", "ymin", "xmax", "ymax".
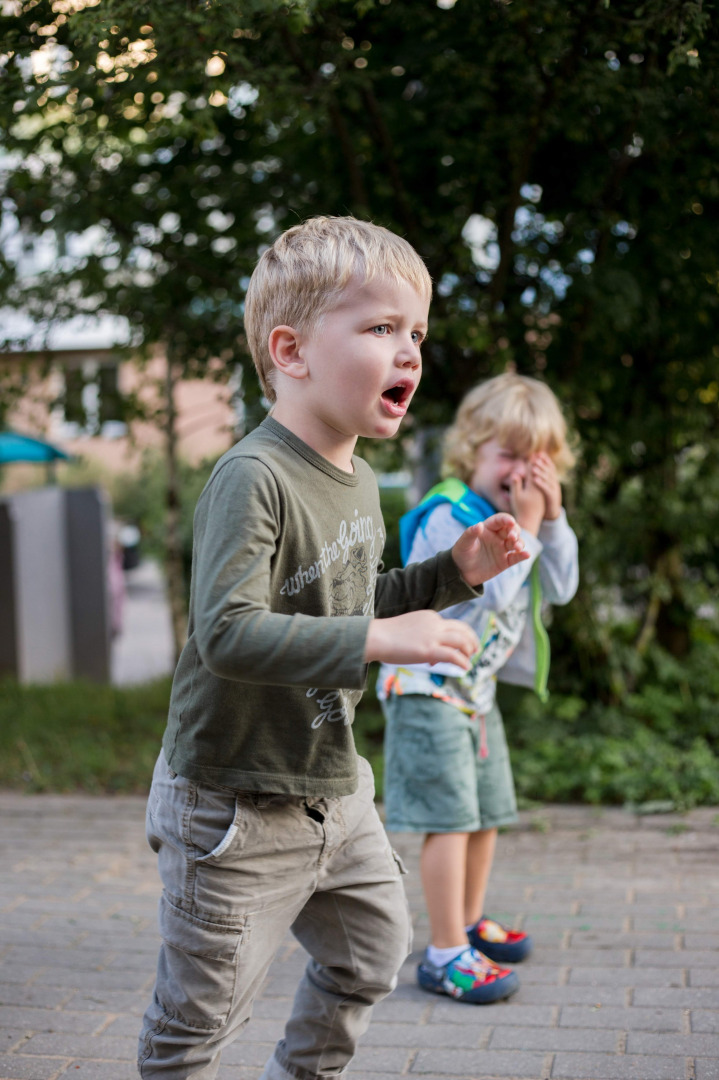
[
  {"xmin": 391, "ymin": 848, "xmax": 409, "ymax": 877},
  {"xmin": 389, "ymin": 849, "xmax": 413, "ymax": 955},
  {"xmin": 156, "ymin": 894, "xmax": 247, "ymax": 1028}
]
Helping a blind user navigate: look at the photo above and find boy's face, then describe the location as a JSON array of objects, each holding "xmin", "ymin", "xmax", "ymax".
[
  {"xmin": 294, "ymin": 275, "xmax": 428, "ymax": 454},
  {"xmin": 469, "ymin": 438, "xmax": 535, "ymax": 512}
]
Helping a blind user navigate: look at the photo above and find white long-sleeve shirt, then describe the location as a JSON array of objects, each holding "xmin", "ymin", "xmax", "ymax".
[{"xmin": 378, "ymin": 501, "xmax": 579, "ymax": 714}]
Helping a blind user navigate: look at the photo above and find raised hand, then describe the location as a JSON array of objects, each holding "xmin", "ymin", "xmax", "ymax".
[
  {"xmin": 509, "ymin": 468, "xmax": 546, "ymax": 536},
  {"xmin": 530, "ymin": 451, "xmax": 563, "ymax": 521},
  {"xmin": 451, "ymin": 513, "xmax": 529, "ymax": 588},
  {"xmin": 364, "ymin": 610, "xmax": 480, "ymax": 669}
]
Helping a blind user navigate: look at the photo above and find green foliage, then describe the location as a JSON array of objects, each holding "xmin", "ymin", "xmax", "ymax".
[
  {"xmin": 498, "ymin": 630, "xmax": 719, "ymax": 808},
  {"xmin": 510, "ymin": 727, "xmax": 719, "ymax": 810},
  {"xmin": 0, "ymin": 678, "xmax": 171, "ymax": 792}
]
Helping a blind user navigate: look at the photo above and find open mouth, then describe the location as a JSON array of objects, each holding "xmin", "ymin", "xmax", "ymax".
[{"xmin": 381, "ymin": 381, "xmax": 413, "ymax": 414}]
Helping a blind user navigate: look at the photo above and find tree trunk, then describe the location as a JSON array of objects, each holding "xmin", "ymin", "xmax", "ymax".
[
  {"xmin": 654, "ymin": 546, "xmax": 692, "ymax": 659},
  {"xmin": 164, "ymin": 350, "xmax": 188, "ymax": 661}
]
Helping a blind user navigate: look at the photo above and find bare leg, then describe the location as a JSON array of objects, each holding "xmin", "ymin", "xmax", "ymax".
[
  {"xmin": 464, "ymin": 827, "xmax": 498, "ymax": 927},
  {"xmin": 420, "ymin": 832, "xmax": 469, "ymax": 948}
]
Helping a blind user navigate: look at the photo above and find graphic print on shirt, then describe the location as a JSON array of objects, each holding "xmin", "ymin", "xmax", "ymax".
[
  {"xmin": 457, "ymin": 600, "xmax": 528, "ymax": 707},
  {"xmin": 331, "ymin": 545, "xmax": 368, "ymax": 616},
  {"xmin": 473, "ymin": 601, "xmax": 527, "ymax": 677},
  {"xmin": 285, "ymin": 508, "xmax": 384, "ymax": 729},
  {"xmin": 279, "ymin": 508, "xmax": 383, "ymax": 616}
]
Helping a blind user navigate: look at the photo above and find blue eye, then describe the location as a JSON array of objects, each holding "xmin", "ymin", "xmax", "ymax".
[
  {"xmin": 411, "ymin": 331, "xmax": 422, "ymax": 345},
  {"xmin": 372, "ymin": 325, "xmax": 389, "ymax": 335}
]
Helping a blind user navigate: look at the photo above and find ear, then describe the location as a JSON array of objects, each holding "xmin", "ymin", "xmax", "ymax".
[{"xmin": 268, "ymin": 325, "xmax": 308, "ymax": 381}]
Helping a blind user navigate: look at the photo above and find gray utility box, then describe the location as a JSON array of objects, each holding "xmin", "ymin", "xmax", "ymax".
[{"xmin": 0, "ymin": 486, "xmax": 111, "ymax": 683}]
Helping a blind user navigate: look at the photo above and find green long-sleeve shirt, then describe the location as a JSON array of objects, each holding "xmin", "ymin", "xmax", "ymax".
[{"xmin": 163, "ymin": 417, "xmax": 478, "ymax": 796}]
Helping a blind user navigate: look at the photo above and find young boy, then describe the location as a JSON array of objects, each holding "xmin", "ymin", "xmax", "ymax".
[
  {"xmin": 379, "ymin": 373, "xmax": 578, "ymax": 1004},
  {"xmin": 137, "ymin": 218, "xmax": 528, "ymax": 1079}
]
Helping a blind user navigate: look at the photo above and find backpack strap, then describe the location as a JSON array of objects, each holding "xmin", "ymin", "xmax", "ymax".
[{"xmin": 399, "ymin": 478, "xmax": 495, "ymax": 562}]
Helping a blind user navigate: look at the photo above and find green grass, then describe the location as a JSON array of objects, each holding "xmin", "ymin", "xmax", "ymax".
[
  {"xmin": 0, "ymin": 677, "xmax": 172, "ymax": 793},
  {"xmin": 0, "ymin": 676, "xmax": 386, "ymax": 797}
]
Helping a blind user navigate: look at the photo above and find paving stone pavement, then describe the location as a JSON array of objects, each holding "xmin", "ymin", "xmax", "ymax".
[
  {"xmin": 111, "ymin": 560, "xmax": 175, "ymax": 686},
  {"xmin": 1, "ymin": 794, "xmax": 717, "ymax": 1080}
]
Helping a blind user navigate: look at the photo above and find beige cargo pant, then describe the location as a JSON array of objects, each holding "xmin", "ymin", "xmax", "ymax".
[{"xmin": 137, "ymin": 750, "xmax": 411, "ymax": 1079}]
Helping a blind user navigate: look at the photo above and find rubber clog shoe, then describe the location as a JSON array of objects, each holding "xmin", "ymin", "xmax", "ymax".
[
  {"xmin": 467, "ymin": 916, "xmax": 533, "ymax": 964},
  {"xmin": 417, "ymin": 946, "xmax": 519, "ymax": 1004}
]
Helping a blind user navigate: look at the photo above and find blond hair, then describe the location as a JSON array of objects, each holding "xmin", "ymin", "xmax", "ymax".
[
  {"xmin": 243, "ymin": 215, "xmax": 432, "ymax": 403},
  {"xmin": 443, "ymin": 373, "xmax": 576, "ymax": 483}
]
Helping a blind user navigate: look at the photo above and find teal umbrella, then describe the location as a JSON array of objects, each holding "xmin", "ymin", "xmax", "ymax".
[{"xmin": 0, "ymin": 430, "xmax": 70, "ymax": 464}]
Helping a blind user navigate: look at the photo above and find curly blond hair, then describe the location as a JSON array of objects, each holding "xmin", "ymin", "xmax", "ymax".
[
  {"xmin": 244, "ymin": 215, "xmax": 432, "ymax": 403},
  {"xmin": 443, "ymin": 373, "xmax": 576, "ymax": 484}
]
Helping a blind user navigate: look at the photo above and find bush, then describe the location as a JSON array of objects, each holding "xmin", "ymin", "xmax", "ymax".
[{"xmin": 499, "ymin": 631, "xmax": 719, "ymax": 809}]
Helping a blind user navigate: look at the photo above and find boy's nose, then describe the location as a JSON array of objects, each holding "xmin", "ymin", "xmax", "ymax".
[{"xmin": 396, "ymin": 340, "xmax": 421, "ymax": 368}]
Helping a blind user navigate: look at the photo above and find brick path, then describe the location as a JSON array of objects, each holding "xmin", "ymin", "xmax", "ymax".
[{"xmin": 1, "ymin": 794, "xmax": 717, "ymax": 1080}]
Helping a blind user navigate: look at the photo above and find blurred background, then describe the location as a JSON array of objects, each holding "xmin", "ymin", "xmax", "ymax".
[{"xmin": 0, "ymin": 0, "xmax": 717, "ymax": 810}]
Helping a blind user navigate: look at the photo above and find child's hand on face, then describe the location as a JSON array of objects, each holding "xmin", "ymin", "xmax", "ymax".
[
  {"xmin": 509, "ymin": 470, "xmax": 546, "ymax": 537},
  {"xmin": 530, "ymin": 452, "xmax": 562, "ymax": 521}
]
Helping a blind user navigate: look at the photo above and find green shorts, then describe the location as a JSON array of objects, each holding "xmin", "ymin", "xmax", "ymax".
[{"xmin": 381, "ymin": 694, "xmax": 518, "ymax": 834}]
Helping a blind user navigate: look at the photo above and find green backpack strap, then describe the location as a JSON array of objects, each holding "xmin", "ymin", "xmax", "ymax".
[{"xmin": 530, "ymin": 562, "xmax": 550, "ymax": 702}]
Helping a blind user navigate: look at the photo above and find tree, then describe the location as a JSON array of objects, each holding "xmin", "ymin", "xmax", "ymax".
[{"xmin": 1, "ymin": 0, "xmax": 717, "ymax": 692}]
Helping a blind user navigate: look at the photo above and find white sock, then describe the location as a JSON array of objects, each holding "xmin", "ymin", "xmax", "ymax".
[{"xmin": 426, "ymin": 944, "xmax": 468, "ymax": 967}]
